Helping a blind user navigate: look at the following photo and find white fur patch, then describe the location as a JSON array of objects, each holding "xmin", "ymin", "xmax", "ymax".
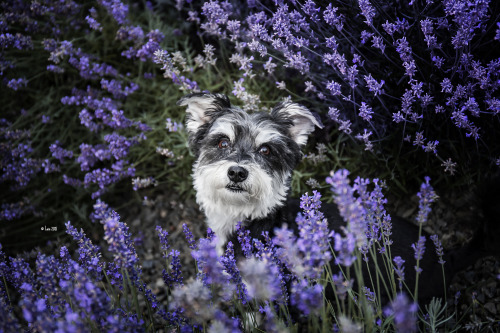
[
  {"xmin": 253, "ymin": 126, "xmax": 283, "ymax": 147},
  {"xmin": 193, "ymin": 159, "xmax": 289, "ymax": 254},
  {"xmin": 209, "ymin": 119, "xmax": 236, "ymax": 142}
]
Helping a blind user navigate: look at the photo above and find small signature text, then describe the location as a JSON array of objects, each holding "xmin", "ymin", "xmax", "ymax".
[{"xmin": 41, "ymin": 226, "xmax": 58, "ymax": 232}]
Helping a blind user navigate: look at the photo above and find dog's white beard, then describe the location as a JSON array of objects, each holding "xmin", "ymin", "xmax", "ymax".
[{"xmin": 193, "ymin": 160, "xmax": 289, "ymax": 254}]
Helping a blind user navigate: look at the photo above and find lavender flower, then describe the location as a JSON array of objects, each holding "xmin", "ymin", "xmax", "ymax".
[
  {"xmin": 432, "ymin": 55, "xmax": 445, "ymax": 68},
  {"xmin": 393, "ymin": 256, "xmax": 405, "ymax": 290},
  {"xmin": 331, "ymin": 273, "xmax": 353, "ymax": 302},
  {"xmin": 6, "ymin": 78, "xmax": 28, "ymax": 90},
  {"xmin": 263, "ymin": 57, "xmax": 277, "ymax": 74},
  {"xmin": 326, "ymin": 80, "xmax": 342, "ymax": 95},
  {"xmin": 360, "ymin": 30, "xmax": 374, "ymax": 44},
  {"xmin": 85, "ymin": 8, "xmax": 102, "ymax": 31},
  {"xmin": 49, "ymin": 141, "xmax": 73, "ymax": 163},
  {"xmin": 235, "ymin": 222, "xmax": 252, "ymax": 258},
  {"xmin": 430, "ymin": 234, "xmax": 445, "ymax": 265},
  {"xmin": 363, "ymin": 286, "xmax": 376, "ymax": 303},
  {"xmin": 102, "ymin": 212, "xmax": 140, "ymax": 279},
  {"xmin": 323, "ymin": 4, "xmax": 344, "ymax": 31},
  {"xmin": 131, "ymin": 176, "xmax": 157, "ymax": 191},
  {"xmin": 395, "ymin": 37, "xmax": 412, "ymax": 62},
  {"xmin": 200, "ymin": 0, "xmax": 231, "ymax": 36},
  {"xmin": 219, "ymin": 242, "xmax": 248, "ymax": 304},
  {"xmin": 156, "ymin": 225, "xmax": 170, "ymax": 255},
  {"xmin": 0, "ymin": 33, "xmax": 33, "ymax": 50},
  {"xmin": 332, "ymin": 232, "xmax": 357, "ymax": 266},
  {"xmin": 154, "ymin": 49, "xmax": 199, "ymax": 92},
  {"xmin": 239, "ymin": 258, "xmax": 281, "ymax": 301},
  {"xmin": 192, "ymin": 237, "xmax": 228, "ymax": 287},
  {"xmin": 274, "ymin": 191, "xmax": 332, "ymax": 278},
  {"xmin": 359, "ymin": 102, "xmax": 373, "ymax": 121},
  {"xmin": 412, "ymin": 236, "xmax": 426, "ymax": 273},
  {"xmin": 65, "ymin": 221, "xmax": 103, "ymax": 280},
  {"xmin": 444, "ymin": 0, "xmax": 489, "ymax": 48},
  {"xmin": 372, "ymin": 35, "xmax": 386, "ymax": 53},
  {"xmin": 208, "ymin": 310, "xmax": 241, "ymax": 333},
  {"xmin": 135, "ymin": 30, "xmax": 164, "ymax": 61},
  {"xmin": 416, "ymin": 177, "xmax": 437, "ymax": 224},
  {"xmin": 364, "ymin": 74, "xmax": 385, "ymax": 95},
  {"xmin": 285, "ymin": 51, "xmax": 310, "ymax": 75},
  {"xmin": 328, "ymin": 107, "xmax": 340, "ymax": 121},
  {"xmin": 163, "ymin": 249, "xmax": 183, "ymax": 287},
  {"xmin": 182, "ymin": 223, "xmax": 196, "ymax": 250},
  {"xmin": 290, "ymin": 279, "xmax": 323, "ymax": 316},
  {"xmin": 441, "ymin": 158, "xmax": 457, "ymax": 175},
  {"xmin": 169, "ymin": 279, "xmax": 214, "ymax": 324},
  {"xmin": 359, "ymin": 0, "xmax": 376, "ymax": 26},
  {"xmin": 326, "ymin": 169, "xmax": 367, "ymax": 247},
  {"xmin": 99, "ymin": 0, "xmax": 129, "ymax": 25},
  {"xmin": 166, "ymin": 118, "xmax": 183, "ymax": 132},
  {"xmin": 0, "ymin": 297, "xmax": 20, "ymax": 332},
  {"xmin": 384, "ymin": 293, "xmax": 418, "ymax": 333}
]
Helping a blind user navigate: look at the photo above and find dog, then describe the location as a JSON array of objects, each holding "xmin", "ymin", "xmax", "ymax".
[
  {"xmin": 177, "ymin": 92, "xmax": 498, "ymax": 304},
  {"xmin": 178, "ymin": 92, "xmax": 322, "ymax": 254}
]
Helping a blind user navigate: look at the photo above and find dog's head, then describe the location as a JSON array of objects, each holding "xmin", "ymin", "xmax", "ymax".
[{"xmin": 177, "ymin": 92, "xmax": 323, "ymax": 225}]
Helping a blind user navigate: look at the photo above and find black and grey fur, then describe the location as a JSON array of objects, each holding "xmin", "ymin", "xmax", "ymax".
[{"xmin": 178, "ymin": 93, "xmax": 499, "ymax": 304}]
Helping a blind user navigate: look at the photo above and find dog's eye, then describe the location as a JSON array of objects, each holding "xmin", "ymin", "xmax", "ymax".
[
  {"xmin": 259, "ymin": 145, "xmax": 270, "ymax": 155},
  {"xmin": 218, "ymin": 138, "xmax": 230, "ymax": 149}
]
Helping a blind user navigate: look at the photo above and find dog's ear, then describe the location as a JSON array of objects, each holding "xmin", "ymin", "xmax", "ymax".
[
  {"xmin": 271, "ymin": 102, "xmax": 323, "ymax": 146},
  {"xmin": 177, "ymin": 93, "xmax": 231, "ymax": 136}
]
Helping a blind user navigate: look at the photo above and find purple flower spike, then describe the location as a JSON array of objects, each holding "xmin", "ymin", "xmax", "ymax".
[
  {"xmin": 155, "ymin": 225, "xmax": 170, "ymax": 255},
  {"xmin": 99, "ymin": 0, "xmax": 129, "ymax": 25},
  {"xmin": 192, "ymin": 237, "xmax": 228, "ymax": 287},
  {"xmin": 219, "ymin": 242, "xmax": 248, "ymax": 304},
  {"xmin": 412, "ymin": 236, "xmax": 426, "ymax": 273},
  {"xmin": 291, "ymin": 279, "xmax": 323, "ymax": 316},
  {"xmin": 49, "ymin": 141, "xmax": 73, "ymax": 163},
  {"xmin": 326, "ymin": 169, "xmax": 367, "ymax": 247},
  {"xmin": 235, "ymin": 222, "xmax": 252, "ymax": 258},
  {"xmin": 416, "ymin": 177, "xmax": 437, "ymax": 224},
  {"xmin": 169, "ymin": 279, "xmax": 214, "ymax": 324},
  {"xmin": 163, "ymin": 249, "xmax": 183, "ymax": 288},
  {"xmin": 384, "ymin": 293, "xmax": 418, "ymax": 333},
  {"xmin": 393, "ymin": 256, "xmax": 406, "ymax": 290},
  {"xmin": 65, "ymin": 221, "xmax": 103, "ymax": 280},
  {"xmin": 359, "ymin": 0, "xmax": 376, "ymax": 26},
  {"xmin": 240, "ymin": 258, "xmax": 282, "ymax": 302},
  {"xmin": 430, "ymin": 234, "xmax": 445, "ymax": 265},
  {"xmin": 274, "ymin": 191, "xmax": 332, "ymax": 277},
  {"xmin": 102, "ymin": 212, "xmax": 140, "ymax": 280},
  {"xmin": 333, "ymin": 231, "xmax": 357, "ymax": 267},
  {"xmin": 182, "ymin": 223, "xmax": 196, "ymax": 250}
]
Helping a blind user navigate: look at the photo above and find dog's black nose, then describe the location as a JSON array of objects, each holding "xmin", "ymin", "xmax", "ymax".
[{"xmin": 228, "ymin": 166, "xmax": 248, "ymax": 183}]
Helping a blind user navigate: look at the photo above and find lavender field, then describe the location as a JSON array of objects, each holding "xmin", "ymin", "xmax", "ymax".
[{"xmin": 1, "ymin": 0, "xmax": 500, "ymax": 332}]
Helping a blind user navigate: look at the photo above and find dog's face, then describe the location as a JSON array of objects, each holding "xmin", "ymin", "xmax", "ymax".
[{"xmin": 177, "ymin": 93, "xmax": 322, "ymax": 236}]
